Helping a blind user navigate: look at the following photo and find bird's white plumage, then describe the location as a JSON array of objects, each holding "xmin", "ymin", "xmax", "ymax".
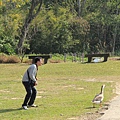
[{"xmin": 92, "ymin": 84, "xmax": 105, "ymax": 107}]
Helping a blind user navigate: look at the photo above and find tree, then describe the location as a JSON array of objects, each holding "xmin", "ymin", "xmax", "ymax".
[
  {"xmin": 84, "ymin": 0, "xmax": 120, "ymax": 54},
  {"xmin": 29, "ymin": 6, "xmax": 73, "ymax": 54},
  {"xmin": 0, "ymin": 0, "xmax": 120, "ymax": 56},
  {"xmin": 17, "ymin": 0, "xmax": 42, "ymax": 55},
  {"xmin": 0, "ymin": 0, "xmax": 23, "ymax": 54}
]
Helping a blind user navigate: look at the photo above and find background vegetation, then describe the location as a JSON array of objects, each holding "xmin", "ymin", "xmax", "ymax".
[{"xmin": 0, "ymin": 0, "xmax": 120, "ymax": 57}]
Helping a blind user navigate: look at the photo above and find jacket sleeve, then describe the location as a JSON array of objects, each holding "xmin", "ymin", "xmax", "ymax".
[{"xmin": 29, "ymin": 65, "xmax": 37, "ymax": 82}]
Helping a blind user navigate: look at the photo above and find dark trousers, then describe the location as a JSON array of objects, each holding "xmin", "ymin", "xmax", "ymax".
[{"xmin": 22, "ymin": 82, "xmax": 37, "ymax": 106}]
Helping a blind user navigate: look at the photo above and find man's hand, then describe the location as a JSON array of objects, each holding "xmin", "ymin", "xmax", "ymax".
[{"xmin": 35, "ymin": 81, "xmax": 38, "ymax": 86}]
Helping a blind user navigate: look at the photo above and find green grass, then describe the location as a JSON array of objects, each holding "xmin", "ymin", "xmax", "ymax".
[{"xmin": 0, "ymin": 60, "xmax": 119, "ymax": 120}]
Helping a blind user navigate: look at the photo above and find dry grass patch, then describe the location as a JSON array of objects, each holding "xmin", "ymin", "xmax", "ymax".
[{"xmin": 0, "ymin": 54, "xmax": 20, "ymax": 63}]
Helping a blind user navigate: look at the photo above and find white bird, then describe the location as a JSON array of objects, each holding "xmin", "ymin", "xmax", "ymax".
[{"xmin": 92, "ymin": 84, "xmax": 105, "ymax": 108}]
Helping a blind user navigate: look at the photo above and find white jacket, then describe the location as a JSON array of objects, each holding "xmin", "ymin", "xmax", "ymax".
[{"xmin": 22, "ymin": 64, "xmax": 37, "ymax": 82}]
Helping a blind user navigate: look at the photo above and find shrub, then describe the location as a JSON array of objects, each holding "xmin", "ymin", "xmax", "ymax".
[
  {"xmin": 5, "ymin": 56, "xmax": 20, "ymax": 63},
  {"xmin": 0, "ymin": 55, "xmax": 7, "ymax": 63},
  {"xmin": 0, "ymin": 54, "xmax": 20, "ymax": 63},
  {"xmin": 0, "ymin": 53, "xmax": 8, "ymax": 63}
]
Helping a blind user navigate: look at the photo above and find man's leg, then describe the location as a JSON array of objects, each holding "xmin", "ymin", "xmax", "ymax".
[
  {"xmin": 22, "ymin": 82, "xmax": 32, "ymax": 106},
  {"xmin": 28, "ymin": 86, "xmax": 37, "ymax": 106}
]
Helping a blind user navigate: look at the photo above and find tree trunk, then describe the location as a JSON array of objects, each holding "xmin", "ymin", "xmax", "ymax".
[
  {"xmin": 112, "ymin": 6, "xmax": 119, "ymax": 56},
  {"xmin": 112, "ymin": 25, "xmax": 117, "ymax": 56},
  {"xmin": 17, "ymin": 0, "xmax": 43, "ymax": 54}
]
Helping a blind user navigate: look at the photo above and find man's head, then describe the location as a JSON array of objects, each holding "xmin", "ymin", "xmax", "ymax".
[{"xmin": 35, "ymin": 57, "xmax": 43, "ymax": 66}]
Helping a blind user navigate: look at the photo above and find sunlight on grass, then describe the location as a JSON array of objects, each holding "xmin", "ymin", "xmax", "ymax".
[{"xmin": 0, "ymin": 60, "xmax": 118, "ymax": 120}]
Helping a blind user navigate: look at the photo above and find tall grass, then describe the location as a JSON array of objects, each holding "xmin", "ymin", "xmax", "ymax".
[{"xmin": 0, "ymin": 60, "xmax": 118, "ymax": 120}]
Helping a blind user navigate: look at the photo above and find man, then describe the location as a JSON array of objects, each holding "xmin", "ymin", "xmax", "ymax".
[{"xmin": 22, "ymin": 57, "xmax": 43, "ymax": 110}]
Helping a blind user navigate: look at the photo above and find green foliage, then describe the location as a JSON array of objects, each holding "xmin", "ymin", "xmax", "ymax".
[
  {"xmin": 29, "ymin": 6, "xmax": 74, "ymax": 54},
  {"xmin": 0, "ymin": 36, "xmax": 17, "ymax": 54},
  {"xmin": 0, "ymin": 0, "xmax": 120, "ymax": 55},
  {"xmin": 84, "ymin": 0, "xmax": 120, "ymax": 54}
]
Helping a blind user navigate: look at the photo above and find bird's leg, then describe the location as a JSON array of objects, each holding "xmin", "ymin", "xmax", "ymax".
[
  {"xmin": 100, "ymin": 103, "xmax": 102, "ymax": 107},
  {"xmin": 93, "ymin": 103, "xmax": 95, "ymax": 108}
]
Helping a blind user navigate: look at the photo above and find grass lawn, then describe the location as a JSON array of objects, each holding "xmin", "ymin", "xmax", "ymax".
[{"xmin": 0, "ymin": 60, "xmax": 119, "ymax": 120}]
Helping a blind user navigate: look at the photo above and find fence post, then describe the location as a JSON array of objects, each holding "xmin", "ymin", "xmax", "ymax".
[
  {"xmin": 81, "ymin": 53, "xmax": 84, "ymax": 63},
  {"xmin": 72, "ymin": 53, "xmax": 77, "ymax": 62},
  {"xmin": 64, "ymin": 53, "xmax": 67, "ymax": 62}
]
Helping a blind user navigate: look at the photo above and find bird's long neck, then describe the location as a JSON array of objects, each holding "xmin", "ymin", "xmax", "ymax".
[{"xmin": 100, "ymin": 86, "xmax": 104, "ymax": 94}]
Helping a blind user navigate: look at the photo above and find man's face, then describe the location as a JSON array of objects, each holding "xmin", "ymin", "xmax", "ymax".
[{"xmin": 38, "ymin": 59, "xmax": 43, "ymax": 66}]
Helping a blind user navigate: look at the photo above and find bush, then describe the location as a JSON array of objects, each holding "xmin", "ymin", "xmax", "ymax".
[
  {"xmin": 5, "ymin": 56, "xmax": 20, "ymax": 63},
  {"xmin": 0, "ymin": 54, "xmax": 20, "ymax": 63},
  {"xmin": 0, "ymin": 53, "xmax": 8, "ymax": 63},
  {"xmin": 0, "ymin": 55, "xmax": 7, "ymax": 63}
]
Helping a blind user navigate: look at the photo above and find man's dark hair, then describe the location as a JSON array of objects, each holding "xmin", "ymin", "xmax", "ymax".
[{"xmin": 34, "ymin": 57, "xmax": 41, "ymax": 63}]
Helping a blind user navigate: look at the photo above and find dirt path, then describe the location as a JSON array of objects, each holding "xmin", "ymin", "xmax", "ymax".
[
  {"xmin": 68, "ymin": 80, "xmax": 120, "ymax": 120},
  {"xmin": 97, "ymin": 95, "xmax": 120, "ymax": 120},
  {"xmin": 97, "ymin": 83, "xmax": 120, "ymax": 120},
  {"xmin": 78, "ymin": 82, "xmax": 120, "ymax": 120}
]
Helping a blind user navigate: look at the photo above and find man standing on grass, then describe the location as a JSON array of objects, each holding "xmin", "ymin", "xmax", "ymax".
[{"xmin": 22, "ymin": 57, "xmax": 43, "ymax": 110}]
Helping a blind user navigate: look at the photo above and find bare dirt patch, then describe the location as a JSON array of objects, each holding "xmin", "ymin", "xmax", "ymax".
[
  {"xmin": 67, "ymin": 103, "xmax": 110, "ymax": 120},
  {"xmin": 0, "ymin": 89, "xmax": 10, "ymax": 93}
]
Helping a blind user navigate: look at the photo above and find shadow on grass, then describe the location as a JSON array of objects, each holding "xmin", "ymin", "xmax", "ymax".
[
  {"xmin": 0, "ymin": 108, "xmax": 23, "ymax": 113},
  {"xmin": 85, "ymin": 106, "xmax": 95, "ymax": 109}
]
